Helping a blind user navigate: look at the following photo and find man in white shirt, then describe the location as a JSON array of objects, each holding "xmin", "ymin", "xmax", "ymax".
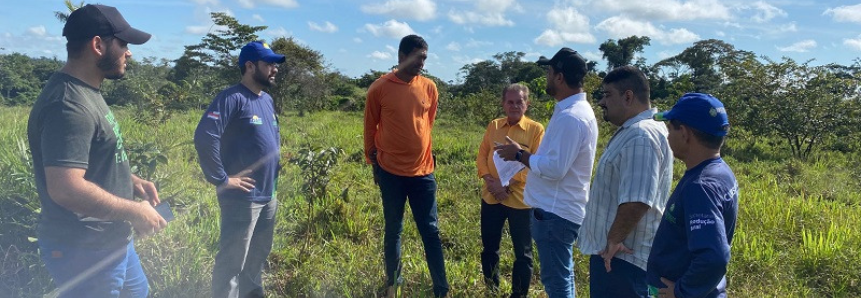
[
  {"xmin": 578, "ymin": 66, "xmax": 673, "ymax": 298},
  {"xmin": 496, "ymin": 47, "xmax": 599, "ymax": 298}
]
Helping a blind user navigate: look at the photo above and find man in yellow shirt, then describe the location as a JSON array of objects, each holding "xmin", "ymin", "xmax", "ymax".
[{"xmin": 476, "ymin": 83, "xmax": 545, "ymax": 297}]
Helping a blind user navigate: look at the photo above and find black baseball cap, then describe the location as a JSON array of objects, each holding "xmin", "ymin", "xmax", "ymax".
[
  {"xmin": 537, "ymin": 47, "xmax": 587, "ymax": 78},
  {"xmin": 62, "ymin": 4, "xmax": 151, "ymax": 45}
]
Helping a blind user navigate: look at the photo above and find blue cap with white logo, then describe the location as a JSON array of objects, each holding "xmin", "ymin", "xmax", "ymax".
[
  {"xmin": 238, "ymin": 41, "xmax": 286, "ymax": 66},
  {"xmin": 654, "ymin": 93, "xmax": 730, "ymax": 136}
]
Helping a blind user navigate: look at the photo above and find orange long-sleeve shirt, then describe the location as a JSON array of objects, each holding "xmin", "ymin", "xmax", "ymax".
[
  {"xmin": 477, "ymin": 117, "xmax": 544, "ymax": 209},
  {"xmin": 364, "ymin": 72, "xmax": 438, "ymax": 177}
]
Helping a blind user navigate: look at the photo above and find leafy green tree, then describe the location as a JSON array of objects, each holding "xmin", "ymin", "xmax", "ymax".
[
  {"xmin": 268, "ymin": 37, "xmax": 330, "ymax": 115},
  {"xmin": 654, "ymin": 39, "xmax": 753, "ymax": 94},
  {"xmin": 171, "ymin": 12, "xmax": 266, "ymax": 96},
  {"xmin": 718, "ymin": 58, "xmax": 860, "ymax": 159},
  {"xmin": 53, "ymin": 0, "xmax": 84, "ymax": 23},
  {"xmin": 456, "ymin": 51, "xmax": 545, "ymax": 96},
  {"xmin": 0, "ymin": 54, "xmax": 42, "ymax": 105},
  {"xmin": 354, "ymin": 70, "xmax": 388, "ymax": 89},
  {"xmin": 598, "ymin": 36, "xmax": 651, "ymax": 71}
]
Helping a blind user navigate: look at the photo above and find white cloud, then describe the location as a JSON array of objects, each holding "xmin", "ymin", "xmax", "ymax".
[
  {"xmin": 723, "ymin": 22, "xmax": 743, "ymax": 29},
  {"xmin": 534, "ymin": 7, "xmax": 595, "ymax": 46},
  {"xmin": 843, "ymin": 36, "xmax": 861, "ymax": 51},
  {"xmin": 465, "ymin": 38, "xmax": 492, "ymax": 48},
  {"xmin": 190, "ymin": 0, "xmax": 219, "ymax": 4},
  {"xmin": 364, "ymin": 19, "xmax": 416, "ymax": 38},
  {"xmin": 368, "ymin": 50, "xmax": 393, "ymax": 60},
  {"xmin": 749, "ymin": 1, "xmax": 786, "ymax": 23},
  {"xmin": 238, "ymin": 0, "xmax": 298, "ymax": 9},
  {"xmin": 716, "ymin": 30, "xmax": 725, "ymax": 37},
  {"xmin": 361, "ymin": 0, "xmax": 436, "ymax": 21},
  {"xmin": 657, "ymin": 50, "xmax": 675, "ymax": 60},
  {"xmin": 353, "ymin": 37, "xmax": 363, "ymax": 43},
  {"xmin": 386, "ymin": 45, "xmax": 397, "ymax": 53},
  {"xmin": 453, "ymin": 55, "xmax": 484, "ymax": 65},
  {"xmin": 592, "ymin": 0, "xmax": 731, "ymax": 21},
  {"xmin": 266, "ymin": 26, "xmax": 292, "ymax": 38},
  {"xmin": 252, "ymin": 14, "xmax": 265, "ymax": 22},
  {"xmin": 448, "ymin": 0, "xmax": 519, "ymax": 26},
  {"xmin": 185, "ymin": 25, "xmax": 228, "ymax": 35},
  {"xmin": 774, "ymin": 22, "xmax": 797, "ymax": 33},
  {"xmin": 446, "ymin": 42, "xmax": 461, "ymax": 51},
  {"xmin": 309, "ymin": 21, "xmax": 338, "ymax": 33},
  {"xmin": 580, "ymin": 51, "xmax": 602, "ymax": 62},
  {"xmin": 824, "ymin": 4, "xmax": 861, "ymax": 23},
  {"xmin": 595, "ymin": 16, "xmax": 699, "ymax": 45},
  {"xmin": 777, "ymin": 40, "xmax": 817, "ymax": 52},
  {"xmin": 27, "ymin": 26, "xmax": 47, "ymax": 37}
]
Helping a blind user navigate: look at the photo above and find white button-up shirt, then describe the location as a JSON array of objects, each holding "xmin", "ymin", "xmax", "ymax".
[
  {"xmin": 524, "ymin": 92, "xmax": 599, "ymax": 225},
  {"xmin": 578, "ymin": 108, "xmax": 673, "ymax": 270}
]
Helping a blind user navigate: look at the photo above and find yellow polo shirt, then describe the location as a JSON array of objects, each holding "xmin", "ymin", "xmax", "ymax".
[{"xmin": 476, "ymin": 116, "xmax": 544, "ymax": 209}]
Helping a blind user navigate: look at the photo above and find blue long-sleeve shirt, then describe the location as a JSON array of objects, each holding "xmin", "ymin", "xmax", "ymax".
[
  {"xmin": 646, "ymin": 157, "xmax": 739, "ymax": 298},
  {"xmin": 194, "ymin": 84, "xmax": 281, "ymax": 202}
]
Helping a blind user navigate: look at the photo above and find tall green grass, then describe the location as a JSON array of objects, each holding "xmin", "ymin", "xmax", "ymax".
[{"xmin": 1, "ymin": 106, "xmax": 859, "ymax": 297}]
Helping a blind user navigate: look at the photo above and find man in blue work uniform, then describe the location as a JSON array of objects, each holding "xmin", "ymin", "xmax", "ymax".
[
  {"xmin": 647, "ymin": 93, "xmax": 739, "ymax": 298},
  {"xmin": 194, "ymin": 41, "xmax": 284, "ymax": 298}
]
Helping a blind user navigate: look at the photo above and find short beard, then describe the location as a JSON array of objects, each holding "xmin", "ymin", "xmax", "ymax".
[
  {"xmin": 253, "ymin": 66, "xmax": 274, "ymax": 88},
  {"xmin": 97, "ymin": 45, "xmax": 124, "ymax": 80}
]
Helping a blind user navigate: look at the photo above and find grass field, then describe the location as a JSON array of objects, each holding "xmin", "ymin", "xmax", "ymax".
[{"xmin": 1, "ymin": 106, "xmax": 860, "ymax": 297}]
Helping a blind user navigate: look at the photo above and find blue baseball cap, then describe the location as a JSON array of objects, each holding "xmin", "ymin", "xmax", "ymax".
[
  {"xmin": 654, "ymin": 93, "xmax": 730, "ymax": 136},
  {"xmin": 238, "ymin": 41, "xmax": 286, "ymax": 66}
]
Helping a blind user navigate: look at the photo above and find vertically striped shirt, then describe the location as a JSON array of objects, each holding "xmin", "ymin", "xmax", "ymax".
[{"xmin": 578, "ymin": 108, "xmax": 673, "ymax": 270}]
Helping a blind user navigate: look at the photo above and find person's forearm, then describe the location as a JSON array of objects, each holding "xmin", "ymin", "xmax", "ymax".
[
  {"xmin": 607, "ymin": 202, "xmax": 650, "ymax": 243},
  {"xmin": 48, "ymin": 173, "xmax": 142, "ymax": 222}
]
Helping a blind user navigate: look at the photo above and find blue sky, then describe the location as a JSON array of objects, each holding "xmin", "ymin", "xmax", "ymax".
[{"xmin": 1, "ymin": 0, "xmax": 860, "ymax": 82}]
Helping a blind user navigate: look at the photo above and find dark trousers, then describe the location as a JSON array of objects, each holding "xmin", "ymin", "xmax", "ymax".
[
  {"xmin": 481, "ymin": 201, "xmax": 533, "ymax": 297},
  {"xmin": 589, "ymin": 255, "xmax": 648, "ymax": 298},
  {"xmin": 378, "ymin": 167, "xmax": 449, "ymax": 297}
]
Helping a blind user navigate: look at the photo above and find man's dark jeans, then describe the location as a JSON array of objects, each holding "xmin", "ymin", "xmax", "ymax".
[
  {"xmin": 481, "ymin": 200, "xmax": 533, "ymax": 297},
  {"xmin": 378, "ymin": 167, "xmax": 449, "ymax": 297}
]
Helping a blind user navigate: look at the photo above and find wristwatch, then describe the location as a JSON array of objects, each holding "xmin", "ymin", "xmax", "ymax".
[{"xmin": 515, "ymin": 149, "xmax": 525, "ymax": 162}]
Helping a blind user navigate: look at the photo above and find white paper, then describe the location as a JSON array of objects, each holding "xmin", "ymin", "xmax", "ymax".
[{"xmin": 492, "ymin": 151, "xmax": 526, "ymax": 187}]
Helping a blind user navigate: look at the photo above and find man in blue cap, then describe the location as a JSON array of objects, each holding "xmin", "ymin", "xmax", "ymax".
[
  {"xmin": 647, "ymin": 93, "xmax": 739, "ymax": 298},
  {"xmin": 194, "ymin": 41, "xmax": 285, "ymax": 298},
  {"xmin": 27, "ymin": 4, "xmax": 164, "ymax": 297}
]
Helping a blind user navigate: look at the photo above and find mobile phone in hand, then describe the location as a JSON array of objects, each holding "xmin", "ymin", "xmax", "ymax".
[{"xmin": 153, "ymin": 202, "xmax": 174, "ymax": 222}]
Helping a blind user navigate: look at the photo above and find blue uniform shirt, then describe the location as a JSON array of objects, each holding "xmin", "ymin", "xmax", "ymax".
[
  {"xmin": 647, "ymin": 157, "xmax": 739, "ymax": 298},
  {"xmin": 194, "ymin": 84, "xmax": 281, "ymax": 202}
]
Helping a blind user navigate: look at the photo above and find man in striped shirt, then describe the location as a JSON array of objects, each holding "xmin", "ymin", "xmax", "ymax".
[{"xmin": 578, "ymin": 66, "xmax": 673, "ymax": 298}]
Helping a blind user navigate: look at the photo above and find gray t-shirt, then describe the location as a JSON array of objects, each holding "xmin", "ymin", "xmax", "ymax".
[{"xmin": 27, "ymin": 72, "xmax": 133, "ymax": 248}]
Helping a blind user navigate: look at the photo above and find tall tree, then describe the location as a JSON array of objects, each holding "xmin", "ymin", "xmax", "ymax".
[
  {"xmin": 654, "ymin": 39, "xmax": 753, "ymax": 94},
  {"xmin": 171, "ymin": 12, "xmax": 267, "ymax": 91},
  {"xmin": 268, "ymin": 37, "xmax": 330, "ymax": 115},
  {"xmin": 718, "ymin": 57, "xmax": 860, "ymax": 159},
  {"xmin": 54, "ymin": 0, "xmax": 84, "ymax": 23},
  {"xmin": 598, "ymin": 36, "xmax": 651, "ymax": 70}
]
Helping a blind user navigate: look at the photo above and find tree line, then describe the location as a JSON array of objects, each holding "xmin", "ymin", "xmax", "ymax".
[{"xmin": 1, "ymin": 12, "xmax": 860, "ymax": 159}]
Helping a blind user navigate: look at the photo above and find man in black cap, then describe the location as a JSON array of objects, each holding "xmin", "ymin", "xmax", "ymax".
[
  {"xmin": 27, "ymin": 4, "xmax": 165, "ymax": 298},
  {"xmin": 496, "ymin": 47, "xmax": 599, "ymax": 298},
  {"xmin": 194, "ymin": 41, "xmax": 285, "ymax": 298}
]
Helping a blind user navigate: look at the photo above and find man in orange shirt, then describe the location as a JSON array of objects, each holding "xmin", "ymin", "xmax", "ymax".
[
  {"xmin": 477, "ymin": 83, "xmax": 544, "ymax": 297},
  {"xmin": 364, "ymin": 34, "xmax": 449, "ymax": 298}
]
